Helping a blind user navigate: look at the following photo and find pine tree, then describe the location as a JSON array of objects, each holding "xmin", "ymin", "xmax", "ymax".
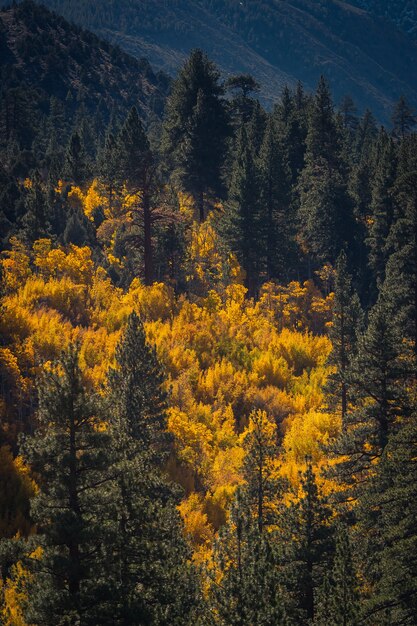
[
  {"xmin": 242, "ymin": 409, "xmax": 285, "ymax": 533},
  {"xmin": 106, "ymin": 312, "xmax": 199, "ymax": 625},
  {"xmin": 108, "ymin": 311, "xmax": 170, "ymax": 455},
  {"xmin": 382, "ymin": 133, "xmax": 417, "ymax": 358},
  {"xmin": 280, "ymin": 461, "xmax": 334, "ymax": 625},
  {"xmin": 225, "ymin": 124, "xmax": 262, "ymax": 296},
  {"xmin": 326, "ymin": 250, "xmax": 363, "ymax": 420},
  {"xmin": 20, "ymin": 171, "xmax": 50, "ymax": 244},
  {"xmin": 225, "ymin": 73, "xmax": 261, "ymax": 125},
  {"xmin": 117, "ymin": 107, "xmax": 159, "ymax": 285},
  {"xmin": 258, "ymin": 115, "xmax": 293, "ymax": 281},
  {"xmin": 273, "ymin": 84, "xmax": 307, "ymax": 184},
  {"xmin": 21, "ymin": 345, "xmax": 114, "ymax": 625},
  {"xmin": 334, "ymin": 297, "xmax": 413, "ymax": 489},
  {"xmin": 162, "ymin": 49, "xmax": 230, "ymax": 222},
  {"xmin": 391, "ymin": 95, "xmax": 416, "ymax": 140},
  {"xmin": 64, "ymin": 130, "xmax": 89, "ymax": 186},
  {"xmin": 98, "ymin": 128, "xmax": 120, "ymax": 213},
  {"xmin": 358, "ymin": 414, "xmax": 417, "ymax": 625},
  {"xmin": 315, "ymin": 524, "xmax": 359, "ymax": 626},
  {"xmin": 207, "ymin": 489, "xmax": 286, "ymax": 626},
  {"xmin": 366, "ymin": 130, "xmax": 398, "ymax": 289},
  {"xmin": 298, "ymin": 77, "xmax": 356, "ymax": 266}
]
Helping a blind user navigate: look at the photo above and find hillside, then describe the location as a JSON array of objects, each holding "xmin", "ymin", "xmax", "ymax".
[
  {"xmin": 21, "ymin": 0, "xmax": 417, "ymax": 122},
  {"xmin": 352, "ymin": 0, "xmax": 417, "ymax": 39},
  {"xmin": 0, "ymin": 1, "xmax": 169, "ymax": 128}
]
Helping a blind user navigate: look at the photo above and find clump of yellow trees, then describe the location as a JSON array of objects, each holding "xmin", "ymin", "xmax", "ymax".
[{"xmin": 0, "ymin": 215, "xmax": 337, "ymax": 619}]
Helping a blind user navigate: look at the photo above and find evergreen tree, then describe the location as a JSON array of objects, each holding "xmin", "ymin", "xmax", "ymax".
[
  {"xmin": 20, "ymin": 172, "xmax": 50, "ymax": 244},
  {"xmin": 258, "ymin": 115, "xmax": 293, "ymax": 281},
  {"xmin": 106, "ymin": 314, "xmax": 198, "ymax": 625},
  {"xmin": 21, "ymin": 345, "xmax": 114, "ymax": 625},
  {"xmin": 162, "ymin": 49, "xmax": 230, "ymax": 222},
  {"xmin": 391, "ymin": 95, "xmax": 416, "ymax": 140},
  {"xmin": 273, "ymin": 85, "xmax": 307, "ymax": 184},
  {"xmin": 382, "ymin": 133, "xmax": 417, "ymax": 357},
  {"xmin": 298, "ymin": 77, "xmax": 355, "ymax": 267},
  {"xmin": 225, "ymin": 125, "xmax": 262, "ymax": 296},
  {"xmin": 326, "ymin": 250, "xmax": 363, "ymax": 420},
  {"xmin": 98, "ymin": 128, "xmax": 120, "ymax": 213},
  {"xmin": 334, "ymin": 297, "xmax": 413, "ymax": 489},
  {"xmin": 280, "ymin": 461, "xmax": 334, "ymax": 624},
  {"xmin": 117, "ymin": 106, "xmax": 158, "ymax": 285},
  {"xmin": 366, "ymin": 130, "xmax": 398, "ymax": 289},
  {"xmin": 315, "ymin": 525, "xmax": 359, "ymax": 626},
  {"xmin": 107, "ymin": 311, "xmax": 170, "ymax": 457},
  {"xmin": 207, "ymin": 489, "xmax": 286, "ymax": 626},
  {"xmin": 358, "ymin": 414, "xmax": 417, "ymax": 625},
  {"xmin": 225, "ymin": 73, "xmax": 261, "ymax": 125},
  {"xmin": 242, "ymin": 409, "xmax": 285, "ymax": 533},
  {"xmin": 64, "ymin": 130, "xmax": 89, "ymax": 186}
]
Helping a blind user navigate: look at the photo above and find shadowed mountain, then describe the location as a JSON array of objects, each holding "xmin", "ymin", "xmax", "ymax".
[{"xmin": 16, "ymin": 0, "xmax": 417, "ymax": 122}]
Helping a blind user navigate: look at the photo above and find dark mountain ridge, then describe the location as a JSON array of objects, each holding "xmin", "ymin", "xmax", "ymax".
[{"xmin": 17, "ymin": 0, "xmax": 417, "ymax": 123}]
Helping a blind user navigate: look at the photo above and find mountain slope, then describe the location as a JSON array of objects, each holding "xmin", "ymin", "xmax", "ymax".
[
  {"xmin": 21, "ymin": 0, "xmax": 417, "ymax": 122},
  {"xmin": 0, "ymin": 0, "xmax": 169, "ymax": 126},
  {"xmin": 351, "ymin": 0, "xmax": 417, "ymax": 40}
]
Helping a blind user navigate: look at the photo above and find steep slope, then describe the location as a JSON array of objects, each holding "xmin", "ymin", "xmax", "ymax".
[
  {"xmin": 351, "ymin": 0, "xmax": 417, "ymax": 40},
  {"xmin": 20, "ymin": 0, "xmax": 417, "ymax": 122},
  {"xmin": 0, "ymin": 0, "xmax": 169, "ymax": 126}
]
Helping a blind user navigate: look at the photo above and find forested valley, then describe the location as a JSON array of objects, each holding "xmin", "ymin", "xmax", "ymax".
[{"xmin": 1, "ymin": 2, "xmax": 417, "ymax": 625}]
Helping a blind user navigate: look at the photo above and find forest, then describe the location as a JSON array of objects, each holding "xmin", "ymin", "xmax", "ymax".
[{"xmin": 1, "ymin": 1, "xmax": 417, "ymax": 624}]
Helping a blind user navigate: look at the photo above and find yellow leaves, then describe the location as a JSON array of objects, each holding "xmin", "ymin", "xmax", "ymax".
[
  {"xmin": 179, "ymin": 493, "xmax": 214, "ymax": 546},
  {"xmin": 126, "ymin": 280, "xmax": 175, "ymax": 322},
  {"xmin": 33, "ymin": 240, "xmax": 94, "ymax": 285},
  {"xmin": 0, "ymin": 446, "xmax": 37, "ymax": 539},
  {"xmin": 67, "ymin": 185, "xmax": 84, "ymax": 210},
  {"xmin": 252, "ymin": 352, "xmax": 292, "ymax": 389},
  {"xmin": 1, "ymin": 239, "xmax": 31, "ymax": 294},
  {"xmin": 0, "ymin": 560, "xmax": 31, "ymax": 626},
  {"xmin": 83, "ymin": 179, "xmax": 106, "ymax": 220},
  {"xmin": 283, "ymin": 410, "xmax": 341, "ymax": 466},
  {"xmin": 186, "ymin": 221, "xmax": 243, "ymax": 296}
]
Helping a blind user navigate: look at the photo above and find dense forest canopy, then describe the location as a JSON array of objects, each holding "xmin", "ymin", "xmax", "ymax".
[{"xmin": 1, "ymin": 1, "xmax": 417, "ymax": 625}]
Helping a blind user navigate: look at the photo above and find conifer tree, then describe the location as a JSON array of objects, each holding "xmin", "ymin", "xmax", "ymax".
[
  {"xmin": 226, "ymin": 125, "xmax": 262, "ymax": 296},
  {"xmin": 207, "ymin": 489, "xmax": 286, "ymax": 626},
  {"xmin": 242, "ymin": 409, "xmax": 284, "ymax": 533},
  {"xmin": 107, "ymin": 312, "xmax": 198, "ymax": 625},
  {"xmin": 382, "ymin": 133, "xmax": 417, "ymax": 357},
  {"xmin": 64, "ymin": 130, "xmax": 89, "ymax": 186},
  {"xmin": 334, "ymin": 297, "xmax": 412, "ymax": 488},
  {"xmin": 98, "ymin": 128, "xmax": 120, "ymax": 213},
  {"xmin": 21, "ymin": 345, "xmax": 114, "ymax": 626},
  {"xmin": 391, "ymin": 95, "xmax": 416, "ymax": 140},
  {"xmin": 117, "ymin": 106, "xmax": 161, "ymax": 284},
  {"xmin": 315, "ymin": 525, "xmax": 359, "ymax": 626},
  {"xmin": 225, "ymin": 73, "xmax": 260, "ymax": 125},
  {"xmin": 108, "ymin": 311, "xmax": 170, "ymax": 456},
  {"xmin": 326, "ymin": 250, "xmax": 363, "ymax": 420},
  {"xmin": 298, "ymin": 77, "xmax": 355, "ymax": 266},
  {"xmin": 258, "ymin": 115, "xmax": 293, "ymax": 281},
  {"xmin": 366, "ymin": 130, "xmax": 398, "ymax": 289},
  {"xmin": 279, "ymin": 461, "xmax": 334, "ymax": 624},
  {"xmin": 358, "ymin": 414, "xmax": 417, "ymax": 625},
  {"xmin": 162, "ymin": 49, "xmax": 230, "ymax": 222},
  {"xmin": 20, "ymin": 171, "xmax": 50, "ymax": 244},
  {"xmin": 273, "ymin": 85, "xmax": 307, "ymax": 184}
]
